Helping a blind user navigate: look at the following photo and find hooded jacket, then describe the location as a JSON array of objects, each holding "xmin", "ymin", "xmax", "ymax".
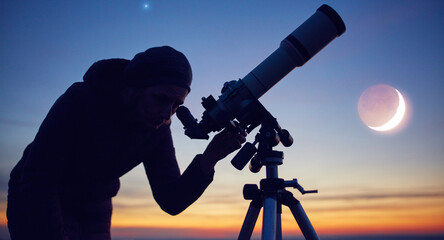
[{"xmin": 7, "ymin": 59, "xmax": 214, "ymax": 240}]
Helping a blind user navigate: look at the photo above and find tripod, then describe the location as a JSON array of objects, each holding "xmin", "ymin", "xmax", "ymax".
[{"xmin": 233, "ymin": 123, "xmax": 319, "ymax": 240}]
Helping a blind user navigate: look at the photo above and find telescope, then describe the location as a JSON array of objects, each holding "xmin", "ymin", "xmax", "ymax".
[
  {"xmin": 177, "ymin": 4, "xmax": 346, "ymax": 140},
  {"xmin": 178, "ymin": 5, "xmax": 346, "ymax": 239}
]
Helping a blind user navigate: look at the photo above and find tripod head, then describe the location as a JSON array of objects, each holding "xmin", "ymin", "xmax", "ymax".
[
  {"xmin": 235, "ymin": 106, "xmax": 319, "ymax": 239},
  {"xmin": 230, "ymin": 99, "xmax": 293, "ymax": 172}
]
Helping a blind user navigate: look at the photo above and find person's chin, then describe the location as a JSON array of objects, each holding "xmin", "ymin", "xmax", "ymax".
[
  {"xmin": 148, "ymin": 120, "xmax": 169, "ymax": 130},
  {"xmin": 138, "ymin": 121, "xmax": 159, "ymax": 131},
  {"xmin": 151, "ymin": 122, "xmax": 164, "ymax": 130}
]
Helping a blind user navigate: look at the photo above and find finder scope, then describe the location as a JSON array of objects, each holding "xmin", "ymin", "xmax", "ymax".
[{"xmin": 177, "ymin": 4, "xmax": 346, "ymax": 139}]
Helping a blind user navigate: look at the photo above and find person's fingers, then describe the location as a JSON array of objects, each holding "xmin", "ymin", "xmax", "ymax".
[
  {"xmin": 241, "ymin": 130, "xmax": 247, "ymax": 137},
  {"xmin": 224, "ymin": 129, "xmax": 247, "ymax": 144}
]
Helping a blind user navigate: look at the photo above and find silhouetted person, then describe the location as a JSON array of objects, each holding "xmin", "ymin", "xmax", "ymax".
[{"xmin": 7, "ymin": 46, "xmax": 246, "ymax": 240}]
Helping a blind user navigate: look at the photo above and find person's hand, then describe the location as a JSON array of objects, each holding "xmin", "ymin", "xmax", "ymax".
[{"xmin": 200, "ymin": 128, "xmax": 247, "ymax": 174}]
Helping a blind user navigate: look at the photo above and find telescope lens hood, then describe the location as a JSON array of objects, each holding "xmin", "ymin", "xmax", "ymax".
[{"xmin": 317, "ymin": 4, "xmax": 346, "ymax": 36}]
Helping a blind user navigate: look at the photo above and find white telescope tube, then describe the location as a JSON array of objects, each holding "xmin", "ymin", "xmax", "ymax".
[
  {"xmin": 177, "ymin": 5, "xmax": 346, "ymax": 138},
  {"xmin": 242, "ymin": 4, "xmax": 346, "ymax": 99}
]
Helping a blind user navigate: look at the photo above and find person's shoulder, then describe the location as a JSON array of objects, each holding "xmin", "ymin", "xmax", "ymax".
[{"xmin": 48, "ymin": 82, "xmax": 99, "ymax": 115}]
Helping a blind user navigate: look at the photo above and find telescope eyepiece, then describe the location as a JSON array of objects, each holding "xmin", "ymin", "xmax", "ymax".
[{"xmin": 176, "ymin": 106, "xmax": 209, "ymax": 139}]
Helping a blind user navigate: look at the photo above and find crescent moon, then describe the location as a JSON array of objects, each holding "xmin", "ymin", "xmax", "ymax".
[{"xmin": 368, "ymin": 89, "xmax": 406, "ymax": 131}]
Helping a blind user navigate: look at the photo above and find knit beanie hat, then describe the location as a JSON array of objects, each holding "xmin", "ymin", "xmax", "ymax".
[{"xmin": 124, "ymin": 46, "xmax": 192, "ymax": 92}]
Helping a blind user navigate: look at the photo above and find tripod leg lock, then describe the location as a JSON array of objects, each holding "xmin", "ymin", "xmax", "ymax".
[{"xmin": 284, "ymin": 178, "xmax": 318, "ymax": 195}]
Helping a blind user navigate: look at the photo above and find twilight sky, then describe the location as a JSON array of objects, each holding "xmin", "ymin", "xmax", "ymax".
[{"xmin": 1, "ymin": 0, "xmax": 443, "ymax": 238}]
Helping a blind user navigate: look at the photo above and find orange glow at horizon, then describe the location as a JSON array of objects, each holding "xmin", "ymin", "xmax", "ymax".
[
  {"xmin": 1, "ymin": 169, "xmax": 443, "ymax": 238},
  {"xmin": 1, "ymin": 196, "xmax": 444, "ymax": 238},
  {"xmin": 105, "ymin": 190, "xmax": 444, "ymax": 238},
  {"xmin": 1, "ymin": 167, "xmax": 443, "ymax": 239}
]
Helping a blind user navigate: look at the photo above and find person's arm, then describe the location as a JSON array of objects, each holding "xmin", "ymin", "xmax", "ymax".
[
  {"xmin": 142, "ymin": 125, "xmax": 210, "ymax": 215},
  {"xmin": 143, "ymin": 126, "xmax": 245, "ymax": 215},
  {"xmin": 18, "ymin": 84, "xmax": 82, "ymax": 238}
]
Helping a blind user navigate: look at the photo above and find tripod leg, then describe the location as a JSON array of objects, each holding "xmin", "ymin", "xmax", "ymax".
[
  {"xmin": 281, "ymin": 191, "xmax": 319, "ymax": 240},
  {"xmin": 262, "ymin": 196, "xmax": 277, "ymax": 240},
  {"xmin": 276, "ymin": 202, "xmax": 282, "ymax": 240},
  {"xmin": 238, "ymin": 199, "xmax": 262, "ymax": 240}
]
